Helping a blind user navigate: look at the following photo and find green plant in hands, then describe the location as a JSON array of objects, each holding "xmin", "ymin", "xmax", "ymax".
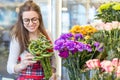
[{"xmin": 28, "ymin": 33, "xmax": 53, "ymax": 80}]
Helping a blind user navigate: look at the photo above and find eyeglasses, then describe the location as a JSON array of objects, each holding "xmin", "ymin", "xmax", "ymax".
[{"xmin": 23, "ymin": 17, "xmax": 39, "ymax": 25}]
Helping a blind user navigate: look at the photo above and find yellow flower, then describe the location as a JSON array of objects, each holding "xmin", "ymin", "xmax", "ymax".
[
  {"xmin": 84, "ymin": 35, "xmax": 90, "ymax": 40},
  {"xmin": 80, "ymin": 29, "xmax": 87, "ymax": 35},
  {"xmin": 96, "ymin": 2, "xmax": 120, "ymax": 22},
  {"xmin": 83, "ymin": 25, "xmax": 97, "ymax": 36},
  {"xmin": 70, "ymin": 25, "xmax": 82, "ymax": 34},
  {"xmin": 98, "ymin": 2, "xmax": 111, "ymax": 13},
  {"xmin": 112, "ymin": 3, "xmax": 120, "ymax": 10},
  {"xmin": 70, "ymin": 25, "xmax": 98, "ymax": 37}
]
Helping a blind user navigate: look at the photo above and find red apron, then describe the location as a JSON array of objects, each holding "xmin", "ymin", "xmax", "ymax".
[{"xmin": 17, "ymin": 57, "xmax": 45, "ymax": 80}]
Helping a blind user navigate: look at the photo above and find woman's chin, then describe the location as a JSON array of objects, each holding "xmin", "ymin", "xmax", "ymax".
[{"xmin": 29, "ymin": 29, "xmax": 37, "ymax": 33}]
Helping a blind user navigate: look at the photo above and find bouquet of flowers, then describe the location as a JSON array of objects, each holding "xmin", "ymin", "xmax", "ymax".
[
  {"xmin": 54, "ymin": 25, "xmax": 104, "ymax": 80},
  {"xmin": 85, "ymin": 58, "xmax": 120, "ymax": 80},
  {"xmin": 95, "ymin": 2, "xmax": 120, "ymax": 22},
  {"xmin": 91, "ymin": 21, "xmax": 120, "ymax": 60},
  {"xmin": 28, "ymin": 33, "xmax": 53, "ymax": 80}
]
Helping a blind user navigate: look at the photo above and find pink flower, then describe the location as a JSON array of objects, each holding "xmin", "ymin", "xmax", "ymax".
[
  {"xmin": 101, "ymin": 60, "xmax": 114, "ymax": 72},
  {"xmin": 112, "ymin": 58, "xmax": 119, "ymax": 67},
  {"xmin": 93, "ymin": 59, "xmax": 101, "ymax": 68},
  {"xmin": 118, "ymin": 61, "xmax": 120, "ymax": 66},
  {"xmin": 86, "ymin": 59, "xmax": 100, "ymax": 69},
  {"xmin": 118, "ymin": 22, "xmax": 120, "ymax": 29},
  {"xmin": 95, "ymin": 22, "xmax": 105, "ymax": 30},
  {"xmin": 104, "ymin": 23, "xmax": 113, "ymax": 31},
  {"xmin": 116, "ymin": 66, "xmax": 120, "ymax": 78},
  {"xmin": 86, "ymin": 60, "xmax": 94, "ymax": 69},
  {"xmin": 112, "ymin": 21, "xmax": 119, "ymax": 29}
]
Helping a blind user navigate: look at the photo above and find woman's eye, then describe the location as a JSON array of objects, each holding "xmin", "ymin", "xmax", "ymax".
[
  {"xmin": 23, "ymin": 19, "xmax": 29, "ymax": 22},
  {"xmin": 32, "ymin": 18, "xmax": 38, "ymax": 21}
]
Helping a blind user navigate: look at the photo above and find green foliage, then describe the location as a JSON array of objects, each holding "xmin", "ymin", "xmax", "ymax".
[
  {"xmin": 91, "ymin": 28, "xmax": 120, "ymax": 60},
  {"xmin": 83, "ymin": 69, "xmax": 119, "ymax": 80}
]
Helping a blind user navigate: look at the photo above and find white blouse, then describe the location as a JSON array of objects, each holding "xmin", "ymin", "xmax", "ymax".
[{"xmin": 7, "ymin": 37, "xmax": 20, "ymax": 74}]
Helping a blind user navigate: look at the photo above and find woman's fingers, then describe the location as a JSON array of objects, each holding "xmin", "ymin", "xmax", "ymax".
[
  {"xmin": 25, "ymin": 52, "xmax": 34, "ymax": 57},
  {"xmin": 20, "ymin": 59, "xmax": 36, "ymax": 69},
  {"xmin": 24, "ymin": 53, "xmax": 34, "ymax": 60},
  {"xmin": 22, "ymin": 58, "xmax": 36, "ymax": 64},
  {"xmin": 20, "ymin": 53, "xmax": 37, "ymax": 67},
  {"xmin": 24, "ymin": 56, "xmax": 34, "ymax": 60}
]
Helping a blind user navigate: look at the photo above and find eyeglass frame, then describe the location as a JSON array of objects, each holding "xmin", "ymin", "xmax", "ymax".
[{"xmin": 22, "ymin": 17, "xmax": 39, "ymax": 25}]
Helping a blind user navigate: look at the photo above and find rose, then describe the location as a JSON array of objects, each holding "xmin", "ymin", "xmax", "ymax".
[
  {"xmin": 86, "ymin": 59, "xmax": 101, "ymax": 69},
  {"xmin": 94, "ymin": 21, "xmax": 120, "ymax": 31},
  {"xmin": 116, "ymin": 66, "xmax": 120, "ymax": 78},
  {"xmin": 85, "ymin": 58, "xmax": 120, "ymax": 79},
  {"xmin": 104, "ymin": 23, "xmax": 113, "ymax": 31},
  {"xmin": 112, "ymin": 58, "xmax": 120, "ymax": 67},
  {"xmin": 112, "ymin": 21, "xmax": 120, "ymax": 29},
  {"xmin": 100, "ymin": 60, "xmax": 114, "ymax": 73},
  {"xmin": 112, "ymin": 58, "xmax": 120, "ymax": 78}
]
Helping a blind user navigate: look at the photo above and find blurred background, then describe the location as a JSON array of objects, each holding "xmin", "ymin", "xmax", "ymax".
[{"xmin": 0, "ymin": 0, "xmax": 120, "ymax": 80}]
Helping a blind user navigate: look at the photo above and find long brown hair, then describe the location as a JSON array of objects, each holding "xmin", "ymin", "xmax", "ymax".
[{"xmin": 11, "ymin": 0, "xmax": 49, "ymax": 54}]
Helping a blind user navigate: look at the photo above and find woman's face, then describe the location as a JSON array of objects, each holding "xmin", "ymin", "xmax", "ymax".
[{"xmin": 22, "ymin": 11, "xmax": 40, "ymax": 33}]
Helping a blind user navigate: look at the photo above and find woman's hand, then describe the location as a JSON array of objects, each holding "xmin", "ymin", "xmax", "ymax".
[
  {"xmin": 14, "ymin": 53, "xmax": 36, "ymax": 73},
  {"xmin": 20, "ymin": 53, "xmax": 36, "ymax": 68}
]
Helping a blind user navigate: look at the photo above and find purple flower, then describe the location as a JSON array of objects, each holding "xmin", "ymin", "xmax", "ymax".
[
  {"xmin": 76, "ymin": 42, "xmax": 84, "ymax": 52},
  {"xmin": 54, "ymin": 32, "xmax": 103, "ymax": 59},
  {"xmin": 59, "ymin": 50, "xmax": 69, "ymax": 58},
  {"xmin": 71, "ymin": 49, "xmax": 78, "ymax": 54},
  {"xmin": 84, "ymin": 44, "xmax": 92, "ymax": 52},
  {"xmin": 97, "ymin": 47, "xmax": 104, "ymax": 52},
  {"xmin": 64, "ymin": 40, "xmax": 76, "ymax": 51},
  {"xmin": 94, "ymin": 42, "xmax": 100, "ymax": 47},
  {"xmin": 60, "ymin": 33, "xmax": 73, "ymax": 40},
  {"xmin": 74, "ymin": 33, "xmax": 83, "ymax": 40},
  {"xmin": 94, "ymin": 42, "xmax": 104, "ymax": 52},
  {"xmin": 54, "ymin": 39, "xmax": 65, "ymax": 50}
]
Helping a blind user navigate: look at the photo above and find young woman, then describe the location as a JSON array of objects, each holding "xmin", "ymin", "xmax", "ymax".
[{"xmin": 7, "ymin": 0, "xmax": 56, "ymax": 80}]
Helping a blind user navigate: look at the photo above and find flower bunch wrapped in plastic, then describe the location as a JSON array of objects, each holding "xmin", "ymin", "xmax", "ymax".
[
  {"xmin": 54, "ymin": 25, "xmax": 104, "ymax": 80},
  {"xmin": 28, "ymin": 33, "xmax": 53, "ymax": 80},
  {"xmin": 96, "ymin": 2, "xmax": 120, "ymax": 22},
  {"xmin": 85, "ymin": 58, "xmax": 120, "ymax": 80}
]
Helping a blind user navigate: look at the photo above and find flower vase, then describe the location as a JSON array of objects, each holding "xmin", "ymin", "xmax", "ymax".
[{"xmin": 63, "ymin": 58, "xmax": 82, "ymax": 80}]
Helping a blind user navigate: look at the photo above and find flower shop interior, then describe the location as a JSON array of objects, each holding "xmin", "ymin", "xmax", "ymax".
[{"xmin": 0, "ymin": 0, "xmax": 120, "ymax": 80}]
